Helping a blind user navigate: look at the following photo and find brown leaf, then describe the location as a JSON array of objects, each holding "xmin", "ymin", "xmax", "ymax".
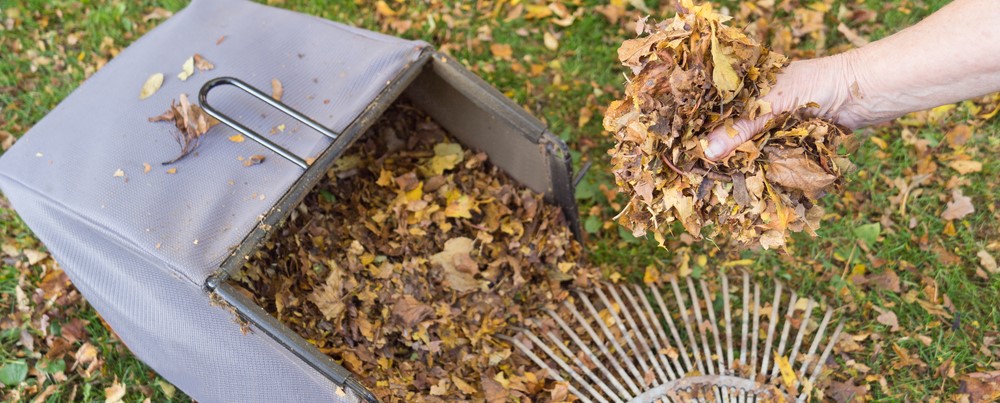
[
  {"xmin": 958, "ymin": 371, "xmax": 1000, "ymax": 402},
  {"xmin": 243, "ymin": 155, "xmax": 265, "ymax": 167},
  {"xmin": 978, "ymin": 250, "xmax": 998, "ymax": 274},
  {"xmin": 271, "ymin": 78, "xmax": 283, "ymax": 101},
  {"xmin": 392, "ymin": 295, "xmax": 433, "ymax": 329},
  {"xmin": 946, "ymin": 124, "xmax": 972, "ymax": 147},
  {"xmin": 827, "ymin": 380, "xmax": 868, "ymax": 402},
  {"xmin": 942, "ymin": 188, "xmax": 975, "ymax": 220},
  {"xmin": 949, "ymin": 159, "xmax": 983, "ymax": 174},
  {"xmin": 873, "ymin": 306, "xmax": 900, "ymax": 332},
  {"xmin": 482, "ymin": 375, "xmax": 509, "ymax": 403},
  {"xmin": 430, "ymin": 237, "xmax": 480, "ymax": 292},
  {"xmin": 489, "ymin": 43, "xmax": 513, "ymax": 60},
  {"xmin": 104, "ymin": 377, "xmax": 126, "ymax": 403},
  {"xmin": 38, "ymin": 269, "xmax": 69, "ymax": 299},
  {"xmin": 193, "ymin": 54, "xmax": 214, "ymax": 71},
  {"xmin": 765, "ymin": 147, "xmax": 837, "ymax": 200},
  {"xmin": 142, "ymin": 7, "xmax": 173, "ymax": 22}
]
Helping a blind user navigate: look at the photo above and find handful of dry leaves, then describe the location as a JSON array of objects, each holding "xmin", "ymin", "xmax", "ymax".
[{"xmin": 604, "ymin": 0, "xmax": 855, "ymax": 249}]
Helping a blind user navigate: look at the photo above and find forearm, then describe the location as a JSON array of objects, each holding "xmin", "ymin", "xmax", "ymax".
[{"xmin": 842, "ymin": 0, "xmax": 1000, "ymax": 126}]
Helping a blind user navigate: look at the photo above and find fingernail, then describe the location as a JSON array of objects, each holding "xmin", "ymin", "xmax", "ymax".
[{"xmin": 705, "ymin": 140, "xmax": 726, "ymax": 160}]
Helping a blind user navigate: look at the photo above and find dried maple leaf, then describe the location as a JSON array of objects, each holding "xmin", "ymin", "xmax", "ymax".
[
  {"xmin": 604, "ymin": 0, "xmax": 854, "ymax": 249},
  {"xmin": 942, "ymin": 188, "xmax": 975, "ymax": 220},
  {"xmin": 149, "ymin": 94, "xmax": 219, "ymax": 165}
]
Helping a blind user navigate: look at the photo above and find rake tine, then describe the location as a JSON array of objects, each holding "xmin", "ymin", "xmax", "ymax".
[
  {"xmin": 685, "ymin": 276, "xmax": 717, "ymax": 375},
  {"xmin": 511, "ymin": 329, "xmax": 609, "ymax": 403},
  {"xmin": 740, "ymin": 272, "xmax": 750, "ymax": 369},
  {"xmin": 607, "ymin": 285, "xmax": 669, "ymax": 384},
  {"xmin": 796, "ymin": 308, "xmax": 834, "ymax": 387},
  {"xmin": 670, "ymin": 275, "xmax": 708, "ymax": 375},
  {"xmin": 807, "ymin": 321, "xmax": 845, "ymax": 384},
  {"xmin": 497, "ymin": 334, "xmax": 596, "ymax": 403},
  {"xmin": 652, "ymin": 286, "xmax": 695, "ymax": 374},
  {"xmin": 750, "ymin": 281, "xmax": 761, "ymax": 378},
  {"xmin": 760, "ymin": 281, "xmax": 783, "ymax": 378},
  {"xmin": 700, "ymin": 278, "xmax": 727, "ymax": 376},
  {"xmin": 594, "ymin": 286, "xmax": 657, "ymax": 386},
  {"xmin": 786, "ymin": 299, "xmax": 816, "ymax": 372},
  {"xmin": 769, "ymin": 292, "xmax": 799, "ymax": 379},
  {"xmin": 560, "ymin": 303, "xmax": 643, "ymax": 396},
  {"xmin": 544, "ymin": 309, "xmax": 633, "ymax": 400},
  {"xmin": 723, "ymin": 274, "xmax": 734, "ymax": 373},
  {"xmin": 620, "ymin": 285, "xmax": 679, "ymax": 380},
  {"xmin": 543, "ymin": 330, "xmax": 625, "ymax": 403},
  {"xmin": 635, "ymin": 284, "xmax": 686, "ymax": 378},
  {"xmin": 579, "ymin": 291, "xmax": 648, "ymax": 390}
]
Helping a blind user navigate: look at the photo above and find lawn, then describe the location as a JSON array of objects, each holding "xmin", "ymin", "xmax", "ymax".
[{"xmin": 1, "ymin": 0, "xmax": 997, "ymax": 401}]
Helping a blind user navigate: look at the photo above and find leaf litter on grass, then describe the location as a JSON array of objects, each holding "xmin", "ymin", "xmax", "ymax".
[{"xmin": 604, "ymin": 0, "xmax": 855, "ymax": 250}]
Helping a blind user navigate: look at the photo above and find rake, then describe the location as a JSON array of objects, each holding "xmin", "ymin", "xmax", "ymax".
[{"xmin": 500, "ymin": 270, "xmax": 844, "ymax": 402}]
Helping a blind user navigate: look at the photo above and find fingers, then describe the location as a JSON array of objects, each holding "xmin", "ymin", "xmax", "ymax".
[{"xmin": 704, "ymin": 113, "xmax": 772, "ymax": 161}]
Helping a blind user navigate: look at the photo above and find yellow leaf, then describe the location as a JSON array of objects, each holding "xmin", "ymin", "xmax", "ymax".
[
  {"xmin": 166, "ymin": 168, "xmax": 177, "ymax": 174},
  {"xmin": 445, "ymin": 190, "xmax": 475, "ymax": 219},
  {"xmin": 721, "ymin": 259, "xmax": 754, "ymax": 267},
  {"xmin": 490, "ymin": 43, "xmax": 513, "ymax": 60},
  {"xmin": 271, "ymin": 78, "xmax": 283, "ymax": 101},
  {"xmin": 524, "ymin": 4, "xmax": 552, "ymax": 19},
  {"xmin": 177, "ymin": 56, "xmax": 194, "ymax": 81},
  {"xmin": 404, "ymin": 182, "xmax": 423, "ymax": 202},
  {"xmin": 543, "ymin": 31, "xmax": 559, "ymax": 50},
  {"xmin": 710, "ymin": 25, "xmax": 741, "ymax": 93},
  {"xmin": 139, "ymin": 73, "xmax": 163, "ymax": 100},
  {"xmin": 228, "ymin": 134, "xmax": 245, "ymax": 143},
  {"xmin": 428, "ymin": 142, "xmax": 464, "ymax": 174},
  {"xmin": 776, "ymin": 355, "xmax": 797, "ymax": 389},
  {"xmin": 374, "ymin": 0, "xmax": 397, "ymax": 17},
  {"xmin": 643, "ymin": 265, "xmax": 660, "ymax": 284},
  {"xmin": 948, "ymin": 160, "xmax": 982, "ymax": 174}
]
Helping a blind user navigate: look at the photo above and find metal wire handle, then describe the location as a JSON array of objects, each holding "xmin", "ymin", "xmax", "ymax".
[{"xmin": 198, "ymin": 77, "xmax": 339, "ymax": 169}]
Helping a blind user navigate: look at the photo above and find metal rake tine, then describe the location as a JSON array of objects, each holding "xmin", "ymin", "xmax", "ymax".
[
  {"xmin": 634, "ymin": 284, "xmax": 687, "ymax": 379},
  {"xmin": 652, "ymin": 286, "xmax": 695, "ymax": 374},
  {"xmin": 807, "ymin": 321, "xmax": 845, "ymax": 384},
  {"xmin": 796, "ymin": 308, "xmax": 834, "ymax": 388},
  {"xmin": 542, "ymin": 330, "xmax": 625, "ymax": 403},
  {"xmin": 605, "ymin": 284, "xmax": 669, "ymax": 384},
  {"xmin": 670, "ymin": 275, "xmax": 708, "ymax": 375},
  {"xmin": 545, "ymin": 308, "xmax": 634, "ymax": 400},
  {"xmin": 685, "ymin": 276, "xmax": 717, "ymax": 375},
  {"xmin": 508, "ymin": 327, "xmax": 611, "ymax": 403},
  {"xmin": 497, "ymin": 333, "xmax": 596, "ymax": 403},
  {"xmin": 769, "ymin": 291, "xmax": 799, "ymax": 379},
  {"xmin": 740, "ymin": 272, "xmax": 750, "ymax": 368},
  {"xmin": 560, "ymin": 303, "xmax": 643, "ymax": 396},
  {"xmin": 593, "ymin": 286, "xmax": 656, "ymax": 387},
  {"xmin": 619, "ymin": 285, "xmax": 680, "ymax": 380},
  {"xmin": 750, "ymin": 280, "xmax": 761, "ymax": 378},
  {"xmin": 786, "ymin": 299, "xmax": 816, "ymax": 372},
  {"xmin": 579, "ymin": 290, "xmax": 649, "ymax": 390},
  {"xmin": 760, "ymin": 281, "xmax": 782, "ymax": 378},
  {"xmin": 699, "ymin": 278, "xmax": 727, "ymax": 376},
  {"xmin": 723, "ymin": 274, "xmax": 734, "ymax": 373}
]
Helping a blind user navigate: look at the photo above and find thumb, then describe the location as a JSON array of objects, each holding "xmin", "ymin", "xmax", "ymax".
[{"xmin": 704, "ymin": 113, "xmax": 772, "ymax": 161}]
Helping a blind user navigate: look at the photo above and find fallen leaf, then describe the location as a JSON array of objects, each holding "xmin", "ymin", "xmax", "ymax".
[
  {"xmin": 958, "ymin": 371, "xmax": 1000, "ymax": 402},
  {"xmin": 374, "ymin": 0, "xmax": 397, "ymax": 17},
  {"xmin": 765, "ymin": 147, "xmax": 837, "ymax": 200},
  {"xmin": 139, "ymin": 73, "xmax": 164, "ymax": 100},
  {"xmin": 978, "ymin": 250, "xmax": 998, "ymax": 274},
  {"xmin": 143, "ymin": 163, "xmax": 151, "ymax": 174},
  {"xmin": 482, "ymin": 374, "xmax": 509, "ymax": 403},
  {"xmin": 392, "ymin": 295, "xmax": 433, "ymax": 328},
  {"xmin": 430, "ymin": 237, "xmax": 480, "ymax": 292},
  {"xmin": 428, "ymin": 143, "xmax": 464, "ymax": 174},
  {"xmin": 776, "ymin": 355, "xmax": 797, "ymax": 389},
  {"xmin": 104, "ymin": 378, "xmax": 126, "ymax": 403},
  {"xmin": 543, "ymin": 31, "xmax": 559, "ymax": 50},
  {"xmin": 142, "ymin": 7, "xmax": 172, "ymax": 22},
  {"xmin": 271, "ymin": 78, "xmax": 283, "ymax": 101},
  {"xmin": 177, "ymin": 57, "xmax": 194, "ymax": 81},
  {"xmin": 24, "ymin": 249, "xmax": 48, "ymax": 265},
  {"xmin": 942, "ymin": 188, "xmax": 975, "ymax": 220},
  {"xmin": 113, "ymin": 169, "xmax": 125, "ymax": 178},
  {"xmin": 243, "ymin": 155, "xmax": 265, "ymax": 167},
  {"xmin": 945, "ymin": 124, "xmax": 972, "ymax": 147},
  {"xmin": 228, "ymin": 134, "xmax": 245, "ymax": 143},
  {"xmin": 948, "ymin": 160, "xmax": 983, "ymax": 174},
  {"xmin": 710, "ymin": 25, "xmax": 741, "ymax": 93},
  {"xmin": 490, "ymin": 43, "xmax": 513, "ymax": 60},
  {"xmin": 873, "ymin": 306, "xmax": 900, "ymax": 332},
  {"xmin": 193, "ymin": 53, "xmax": 214, "ymax": 71},
  {"xmin": 165, "ymin": 168, "xmax": 177, "ymax": 174},
  {"xmin": 828, "ymin": 380, "xmax": 868, "ymax": 402}
]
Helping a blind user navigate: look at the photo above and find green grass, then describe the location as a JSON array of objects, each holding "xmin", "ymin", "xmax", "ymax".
[{"xmin": 2, "ymin": 0, "xmax": 998, "ymax": 401}]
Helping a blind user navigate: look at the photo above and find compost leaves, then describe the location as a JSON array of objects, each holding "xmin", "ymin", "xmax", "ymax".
[
  {"xmin": 148, "ymin": 94, "xmax": 219, "ymax": 165},
  {"xmin": 604, "ymin": 0, "xmax": 854, "ymax": 249},
  {"xmin": 237, "ymin": 102, "xmax": 595, "ymax": 401}
]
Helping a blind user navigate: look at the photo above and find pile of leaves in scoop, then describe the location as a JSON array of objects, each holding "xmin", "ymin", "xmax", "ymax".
[
  {"xmin": 148, "ymin": 93, "xmax": 218, "ymax": 164},
  {"xmin": 235, "ymin": 102, "xmax": 598, "ymax": 401},
  {"xmin": 604, "ymin": 0, "xmax": 855, "ymax": 249}
]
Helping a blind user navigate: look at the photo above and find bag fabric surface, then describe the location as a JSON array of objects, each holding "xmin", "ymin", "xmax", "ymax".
[{"xmin": 0, "ymin": 0, "xmax": 426, "ymax": 401}]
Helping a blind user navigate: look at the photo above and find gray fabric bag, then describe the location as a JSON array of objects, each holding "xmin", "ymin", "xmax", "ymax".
[{"xmin": 0, "ymin": 0, "xmax": 428, "ymax": 401}]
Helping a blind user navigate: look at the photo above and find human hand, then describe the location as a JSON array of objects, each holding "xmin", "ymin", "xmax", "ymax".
[{"xmin": 703, "ymin": 53, "xmax": 873, "ymax": 161}]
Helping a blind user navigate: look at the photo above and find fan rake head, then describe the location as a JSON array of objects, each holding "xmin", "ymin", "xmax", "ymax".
[{"xmin": 500, "ymin": 271, "xmax": 844, "ymax": 402}]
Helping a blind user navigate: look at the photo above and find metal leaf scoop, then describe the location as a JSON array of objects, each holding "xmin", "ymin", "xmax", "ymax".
[{"xmin": 500, "ymin": 271, "xmax": 844, "ymax": 402}]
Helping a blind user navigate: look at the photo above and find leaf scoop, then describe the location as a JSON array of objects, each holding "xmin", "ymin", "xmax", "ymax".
[{"xmin": 604, "ymin": 0, "xmax": 855, "ymax": 250}]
